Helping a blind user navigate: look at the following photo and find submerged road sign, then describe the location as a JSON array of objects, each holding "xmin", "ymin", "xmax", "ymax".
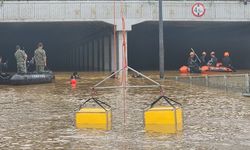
[{"xmin": 192, "ymin": 2, "xmax": 206, "ymax": 17}]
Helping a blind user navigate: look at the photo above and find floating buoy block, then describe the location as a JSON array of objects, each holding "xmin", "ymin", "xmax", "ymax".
[
  {"xmin": 75, "ymin": 98, "xmax": 111, "ymax": 130},
  {"xmin": 144, "ymin": 96, "xmax": 183, "ymax": 134}
]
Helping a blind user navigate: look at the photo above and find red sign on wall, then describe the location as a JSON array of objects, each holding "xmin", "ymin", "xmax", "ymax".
[{"xmin": 192, "ymin": 2, "xmax": 206, "ymax": 17}]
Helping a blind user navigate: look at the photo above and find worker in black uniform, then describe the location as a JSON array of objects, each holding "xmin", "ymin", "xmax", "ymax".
[
  {"xmin": 71, "ymin": 72, "xmax": 80, "ymax": 79},
  {"xmin": 200, "ymin": 51, "xmax": 208, "ymax": 66},
  {"xmin": 187, "ymin": 52, "xmax": 201, "ymax": 73},
  {"xmin": 207, "ymin": 51, "xmax": 218, "ymax": 67},
  {"xmin": 0, "ymin": 56, "xmax": 7, "ymax": 73},
  {"xmin": 222, "ymin": 51, "xmax": 236, "ymax": 71}
]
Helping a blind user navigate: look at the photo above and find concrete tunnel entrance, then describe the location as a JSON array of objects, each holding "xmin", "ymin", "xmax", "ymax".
[
  {"xmin": 128, "ymin": 21, "xmax": 250, "ymax": 70},
  {"xmin": 0, "ymin": 21, "xmax": 249, "ymax": 72},
  {"xmin": 0, "ymin": 21, "xmax": 113, "ymax": 72}
]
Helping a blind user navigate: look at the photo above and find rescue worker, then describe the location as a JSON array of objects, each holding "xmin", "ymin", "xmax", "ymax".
[
  {"xmin": 110, "ymin": 72, "xmax": 117, "ymax": 79},
  {"xmin": 200, "ymin": 51, "xmax": 208, "ymax": 66},
  {"xmin": 132, "ymin": 71, "xmax": 142, "ymax": 78},
  {"xmin": 27, "ymin": 57, "xmax": 35, "ymax": 72},
  {"xmin": 34, "ymin": 42, "xmax": 47, "ymax": 73},
  {"xmin": 222, "ymin": 51, "xmax": 236, "ymax": 71},
  {"xmin": 15, "ymin": 45, "xmax": 27, "ymax": 74},
  {"xmin": 0, "ymin": 56, "xmax": 8, "ymax": 73},
  {"xmin": 0, "ymin": 56, "xmax": 9, "ymax": 78},
  {"xmin": 0, "ymin": 56, "xmax": 4, "ymax": 73},
  {"xmin": 207, "ymin": 51, "xmax": 218, "ymax": 67},
  {"xmin": 71, "ymin": 72, "xmax": 80, "ymax": 79},
  {"xmin": 187, "ymin": 52, "xmax": 200, "ymax": 73}
]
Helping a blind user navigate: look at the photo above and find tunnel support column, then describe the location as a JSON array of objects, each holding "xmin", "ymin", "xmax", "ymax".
[
  {"xmin": 93, "ymin": 40, "xmax": 99, "ymax": 71},
  {"xmin": 76, "ymin": 48, "xmax": 78, "ymax": 70},
  {"xmin": 117, "ymin": 31, "xmax": 127, "ymax": 78},
  {"xmin": 104, "ymin": 36, "xmax": 110, "ymax": 71},
  {"xmin": 77, "ymin": 48, "xmax": 80, "ymax": 70},
  {"xmin": 84, "ymin": 44, "xmax": 88, "ymax": 71},
  {"xmin": 74, "ymin": 49, "xmax": 76, "ymax": 70},
  {"xmin": 111, "ymin": 34, "xmax": 116, "ymax": 72},
  {"xmin": 79, "ymin": 46, "xmax": 83, "ymax": 71},
  {"xmin": 99, "ymin": 38, "xmax": 104, "ymax": 71},
  {"xmin": 159, "ymin": 0, "xmax": 165, "ymax": 79},
  {"xmin": 88, "ymin": 41, "xmax": 93, "ymax": 71},
  {"xmin": 70, "ymin": 49, "xmax": 73, "ymax": 70}
]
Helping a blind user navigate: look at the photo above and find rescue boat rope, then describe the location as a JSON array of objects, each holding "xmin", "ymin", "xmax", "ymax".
[{"xmin": 93, "ymin": 66, "xmax": 161, "ymax": 89}]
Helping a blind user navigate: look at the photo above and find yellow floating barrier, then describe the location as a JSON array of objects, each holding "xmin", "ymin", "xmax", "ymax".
[
  {"xmin": 75, "ymin": 98, "xmax": 111, "ymax": 130},
  {"xmin": 144, "ymin": 96, "xmax": 183, "ymax": 134}
]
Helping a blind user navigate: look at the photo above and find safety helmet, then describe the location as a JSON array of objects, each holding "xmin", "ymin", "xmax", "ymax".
[
  {"xmin": 190, "ymin": 52, "xmax": 195, "ymax": 56},
  {"xmin": 210, "ymin": 51, "xmax": 215, "ymax": 55},
  {"xmin": 202, "ymin": 51, "xmax": 206, "ymax": 55},
  {"xmin": 224, "ymin": 52, "xmax": 229, "ymax": 57},
  {"xmin": 16, "ymin": 45, "xmax": 21, "ymax": 50}
]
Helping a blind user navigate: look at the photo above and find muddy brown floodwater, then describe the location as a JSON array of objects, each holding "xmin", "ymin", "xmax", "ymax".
[{"xmin": 0, "ymin": 72, "xmax": 250, "ymax": 149}]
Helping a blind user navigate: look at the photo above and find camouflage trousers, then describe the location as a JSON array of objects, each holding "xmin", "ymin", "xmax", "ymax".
[
  {"xmin": 36, "ymin": 65, "xmax": 45, "ymax": 73},
  {"xmin": 17, "ymin": 62, "xmax": 27, "ymax": 74}
]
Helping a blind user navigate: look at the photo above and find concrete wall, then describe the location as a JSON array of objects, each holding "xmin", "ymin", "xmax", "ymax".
[
  {"xmin": 0, "ymin": 1, "xmax": 249, "ymax": 27},
  {"xmin": 66, "ymin": 32, "xmax": 113, "ymax": 71}
]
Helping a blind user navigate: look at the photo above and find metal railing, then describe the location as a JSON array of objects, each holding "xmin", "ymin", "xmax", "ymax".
[
  {"xmin": 1, "ymin": 0, "xmax": 247, "ymax": 1},
  {"xmin": 166, "ymin": 74, "xmax": 250, "ymax": 93}
]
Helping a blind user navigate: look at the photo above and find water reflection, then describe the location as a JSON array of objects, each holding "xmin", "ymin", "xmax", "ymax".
[{"xmin": 0, "ymin": 72, "xmax": 250, "ymax": 149}]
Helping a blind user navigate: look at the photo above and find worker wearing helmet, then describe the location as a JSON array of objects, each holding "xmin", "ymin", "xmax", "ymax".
[
  {"xmin": 200, "ymin": 51, "xmax": 208, "ymax": 66},
  {"xmin": 187, "ymin": 51, "xmax": 200, "ymax": 73},
  {"xmin": 222, "ymin": 51, "xmax": 235, "ymax": 71},
  {"xmin": 207, "ymin": 51, "xmax": 218, "ymax": 67}
]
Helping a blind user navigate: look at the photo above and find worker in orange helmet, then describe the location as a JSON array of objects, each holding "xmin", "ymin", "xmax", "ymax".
[
  {"xmin": 222, "ymin": 51, "xmax": 236, "ymax": 71},
  {"xmin": 187, "ymin": 51, "xmax": 201, "ymax": 73},
  {"xmin": 207, "ymin": 51, "xmax": 218, "ymax": 67}
]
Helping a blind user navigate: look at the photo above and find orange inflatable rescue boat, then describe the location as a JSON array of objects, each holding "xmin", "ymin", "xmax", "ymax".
[{"xmin": 179, "ymin": 65, "xmax": 233, "ymax": 73}]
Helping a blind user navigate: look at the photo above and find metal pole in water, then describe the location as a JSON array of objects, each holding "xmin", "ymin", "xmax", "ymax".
[
  {"xmin": 245, "ymin": 74, "xmax": 250, "ymax": 93},
  {"xmin": 224, "ymin": 75, "xmax": 228, "ymax": 91},
  {"xmin": 159, "ymin": 0, "xmax": 165, "ymax": 79},
  {"xmin": 243, "ymin": 74, "xmax": 250, "ymax": 97},
  {"xmin": 205, "ymin": 75, "xmax": 209, "ymax": 87}
]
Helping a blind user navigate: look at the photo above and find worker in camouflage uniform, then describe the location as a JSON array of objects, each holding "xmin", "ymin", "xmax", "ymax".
[
  {"xmin": 14, "ymin": 45, "xmax": 27, "ymax": 74},
  {"xmin": 0, "ymin": 56, "xmax": 8, "ymax": 73},
  {"xmin": 34, "ymin": 42, "xmax": 47, "ymax": 73}
]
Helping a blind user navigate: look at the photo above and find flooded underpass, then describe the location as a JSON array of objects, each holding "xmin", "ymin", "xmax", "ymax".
[{"xmin": 1, "ymin": 72, "xmax": 250, "ymax": 149}]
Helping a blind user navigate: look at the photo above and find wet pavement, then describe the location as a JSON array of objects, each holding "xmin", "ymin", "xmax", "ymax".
[{"xmin": 0, "ymin": 72, "xmax": 250, "ymax": 149}]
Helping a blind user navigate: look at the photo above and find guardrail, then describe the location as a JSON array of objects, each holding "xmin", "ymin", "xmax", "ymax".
[{"xmin": 166, "ymin": 74, "xmax": 250, "ymax": 93}]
